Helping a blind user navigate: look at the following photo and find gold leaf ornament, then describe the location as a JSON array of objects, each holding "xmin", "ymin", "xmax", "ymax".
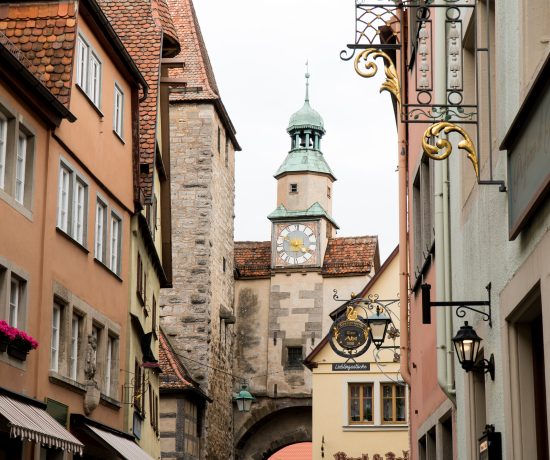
[
  {"xmin": 422, "ymin": 122, "xmax": 479, "ymax": 178},
  {"xmin": 354, "ymin": 48, "xmax": 401, "ymax": 105}
]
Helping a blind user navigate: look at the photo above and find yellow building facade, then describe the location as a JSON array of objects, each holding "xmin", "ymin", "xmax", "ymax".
[{"xmin": 305, "ymin": 247, "xmax": 409, "ymax": 460}]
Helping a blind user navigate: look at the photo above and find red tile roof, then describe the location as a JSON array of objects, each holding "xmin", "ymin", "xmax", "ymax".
[
  {"xmin": 159, "ymin": 330, "xmax": 194, "ymax": 390},
  {"xmin": 152, "ymin": 0, "xmax": 178, "ymax": 46},
  {"xmin": 322, "ymin": 236, "xmax": 379, "ymax": 276},
  {"xmin": 235, "ymin": 241, "xmax": 272, "ymax": 278},
  {"xmin": 100, "ymin": 0, "xmax": 180, "ymax": 202},
  {"xmin": 234, "ymin": 237, "xmax": 379, "ymax": 279},
  {"xmin": 167, "ymin": 0, "xmax": 218, "ymax": 101},
  {"xmin": 0, "ymin": 1, "xmax": 77, "ymax": 107}
]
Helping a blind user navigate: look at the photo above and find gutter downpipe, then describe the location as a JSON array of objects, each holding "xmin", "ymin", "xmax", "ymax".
[
  {"xmin": 434, "ymin": 3, "xmax": 456, "ymax": 399},
  {"xmin": 397, "ymin": 7, "xmax": 411, "ymax": 387}
]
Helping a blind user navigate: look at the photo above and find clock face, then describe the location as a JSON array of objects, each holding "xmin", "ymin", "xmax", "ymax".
[{"xmin": 276, "ymin": 223, "xmax": 317, "ymax": 265}]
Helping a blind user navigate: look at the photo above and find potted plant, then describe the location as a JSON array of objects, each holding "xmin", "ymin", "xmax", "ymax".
[
  {"xmin": 7, "ymin": 329, "xmax": 38, "ymax": 361},
  {"xmin": 0, "ymin": 321, "xmax": 16, "ymax": 353}
]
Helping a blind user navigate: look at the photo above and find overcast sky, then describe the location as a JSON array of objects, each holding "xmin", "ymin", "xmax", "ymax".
[{"xmin": 194, "ymin": 0, "xmax": 399, "ymax": 261}]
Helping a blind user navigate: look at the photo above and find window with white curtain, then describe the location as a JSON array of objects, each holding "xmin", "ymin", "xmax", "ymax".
[
  {"xmin": 57, "ymin": 166, "xmax": 70, "ymax": 232},
  {"xmin": 50, "ymin": 303, "xmax": 61, "ymax": 372},
  {"xmin": 73, "ymin": 179, "xmax": 86, "ymax": 244}
]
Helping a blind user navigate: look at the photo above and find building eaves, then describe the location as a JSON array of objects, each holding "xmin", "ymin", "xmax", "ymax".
[{"xmin": 322, "ymin": 236, "xmax": 379, "ymax": 277}]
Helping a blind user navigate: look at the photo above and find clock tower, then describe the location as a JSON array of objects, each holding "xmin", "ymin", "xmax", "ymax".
[{"xmin": 269, "ymin": 71, "xmax": 338, "ymax": 268}]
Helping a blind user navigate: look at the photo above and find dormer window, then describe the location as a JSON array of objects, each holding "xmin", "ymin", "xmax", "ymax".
[{"xmin": 290, "ymin": 183, "xmax": 298, "ymax": 193}]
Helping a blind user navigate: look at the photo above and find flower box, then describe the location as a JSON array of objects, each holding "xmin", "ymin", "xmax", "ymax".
[
  {"xmin": 7, "ymin": 344, "xmax": 28, "ymax": 361},
  {"xmin": 0, "ymin": 321, "xmax": 38, "ymax": 360}
]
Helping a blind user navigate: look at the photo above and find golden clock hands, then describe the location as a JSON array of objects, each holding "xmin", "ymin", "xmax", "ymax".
[{"xmin": 300, "ymin": 247, "xmax": 308, "ymax": 253}]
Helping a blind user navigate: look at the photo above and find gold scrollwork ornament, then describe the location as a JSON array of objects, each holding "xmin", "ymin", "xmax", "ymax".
[
  {"xmin": 354, "ymin": 48, "xmax": 401, "ymax": 106},
  {"xmin": 422, "ymin": 122, "xmax": 479, "ymax": 178}
]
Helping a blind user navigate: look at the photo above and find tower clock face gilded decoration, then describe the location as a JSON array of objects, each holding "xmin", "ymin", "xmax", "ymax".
[{"xmin": 276, "ymin": 223, "xmax": 318, "ymax": 265}]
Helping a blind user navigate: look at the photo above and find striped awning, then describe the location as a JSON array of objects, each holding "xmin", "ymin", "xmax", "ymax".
[
  {"xmin": 0, "ymin": 394, "xmax": 83, "ymax": 455},
  {"xmin": 86, "ymin": 424, "xmax": 154, "ymax": 460}
]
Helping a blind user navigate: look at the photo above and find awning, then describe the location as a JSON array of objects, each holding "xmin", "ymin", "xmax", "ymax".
[
  {"xmin": 86, "ymin": 424, "xmax": 154, "ymax": 460},
  {"xmin": 0, "ymin": 394, "xmax": 83, "ymax": 455}
]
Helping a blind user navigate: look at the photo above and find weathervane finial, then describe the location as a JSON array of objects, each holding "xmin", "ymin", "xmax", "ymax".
[{"xmin": 305, "ymin": 60, "xmax": 310, "ymax": 102}]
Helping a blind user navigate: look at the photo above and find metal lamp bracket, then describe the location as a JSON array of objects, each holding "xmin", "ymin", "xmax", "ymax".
[{"xmin": 421, "ymin": 283, "xmax": 492, "ymax": 327}]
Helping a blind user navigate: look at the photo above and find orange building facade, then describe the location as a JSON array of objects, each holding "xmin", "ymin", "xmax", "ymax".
[{"xmin": 0, "ymin": 1, "xmax": 160, "ymax": 458}]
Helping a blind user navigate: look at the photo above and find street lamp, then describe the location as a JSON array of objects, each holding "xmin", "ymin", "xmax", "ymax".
[
  {"xmin": 234, "ymin": 383, "xmax": 255, "ymax": 412},
  {"xmin": 367, "ymin": 308, "xmax": 392, "ymax": 349},
  {"xmin": 452, "ymin": 321, "xmax": 495, "ymax": 380}
]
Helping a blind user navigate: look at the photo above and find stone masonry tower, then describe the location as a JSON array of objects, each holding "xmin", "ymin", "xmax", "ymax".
[{"xmin": 160, "ymin": 0, "xmax": 240, "ymax": 458}]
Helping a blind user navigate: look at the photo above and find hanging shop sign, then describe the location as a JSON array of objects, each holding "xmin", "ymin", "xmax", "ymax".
[{"xmin": 329, "ymin": 306, "xmax": 372, "ymax": 358}]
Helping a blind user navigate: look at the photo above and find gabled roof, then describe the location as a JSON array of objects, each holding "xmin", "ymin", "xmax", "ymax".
[
  {"xmin": 100, "ymin": 0, "xmax": 180, "ymax": 202},
  {"xmin": 166, "ymin": 0, "xmax": 240, "ymax": 150},
  {"xmin": 234, "ymin": 236, "xmax": 380, "ymax": 279},
  {"xmin": 322, "ymin": 236, "xmax": 379, "ymax": 277},
  {"xmin": 234, "ymin": 241, "xmax": 272, "ymax": 279}
]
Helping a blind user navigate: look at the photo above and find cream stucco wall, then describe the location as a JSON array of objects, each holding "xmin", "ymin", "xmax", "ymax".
[
  {"xmin": 309, "ymin": 248, "xmax": 408, "ymax": 460},
  {"xmin": 277, "ymin": 172, "xmax": 334, "ymax": 215}
]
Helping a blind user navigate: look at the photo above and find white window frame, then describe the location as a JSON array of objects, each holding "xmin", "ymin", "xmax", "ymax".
[
  {"xmin": 0, "ymin": 113, "xmax": 7, "ymax": 190},
  {"xmin": 57, "ymin": 161, "xmax": 88, "ymax": 245},
  {"xmin": 9, "ymin": 276, "xmax": 19, "ymax": 328},
  {"xmin": 15, "ymin": 131, "xmax": 27, "ymax": 204},
  {"xmin": 105, "ymin": 335, "xmax": 113, "ymax": 395},
  {"xmin": 51, "ymin": 304, "xmax": 61, "ymax": 372},
  {"xmin": 69, "ymin": 314, "xmax": 79, "ymax": 380},
  {"xmin": 95, "ymin": 198, "xmax": 107, "ymax": 262},
  {"xmin": 110, "ymin": 212, "xmax": 121, "ymax": 275},
  {"xmin": 89, "ymin": 52, "xmax": 101, "ymax": 107},
  {"xmin": 113, "ymin": 84, "xmax": 124, "ymax": 138},
  {"xmin": 76, "ymin": 33, "xmax": 102, "ymax": 109},
  {"xmin": 73, "ymin": 179, "xmax": 86, "ymax": 244},
  {"xmin": 76, "ymin": 36, "xmax": 89, "ymax": 90},
  {"xmin": 58, "ymin": 165, "xmax": 70, "ymax": 232}
]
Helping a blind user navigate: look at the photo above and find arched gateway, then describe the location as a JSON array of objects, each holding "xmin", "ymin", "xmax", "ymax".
[
  {"xmin": 233, "ymin": 71, "xmax": 380, "ymax": 460},
  {"xmin": 234, "ymin": 398, "xmax": 311, "ymax": 460}
]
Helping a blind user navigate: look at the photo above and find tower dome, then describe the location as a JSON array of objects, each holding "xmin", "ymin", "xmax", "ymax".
[{"xmin": 287, "ymin": 70, "xmax": 325, "ymax": 133}]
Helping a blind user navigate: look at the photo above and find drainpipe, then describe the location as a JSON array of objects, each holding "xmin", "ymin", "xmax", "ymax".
[
  {"xmin": 399, "ymin": 141, "xmax": 411, "ymax": 385},
  {"xmin": 434, "ymin": 5, "xmax": 456, "ymax": 399}
]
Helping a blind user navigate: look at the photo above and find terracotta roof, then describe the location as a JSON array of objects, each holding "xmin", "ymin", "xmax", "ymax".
[
  {"xmin": 100, "ymin": 0, "xmax": 180, "ymax": 202},
  {"xmin": 159, "ymin": 330, "xmax": 194, "ymax": 390},
  {"xmin": 152, "ymin": 0, "xmax": 178, "ymax": 46},
  {"xmin": 234, "ymin": 241, "xmax": 272, "ymax": 278},
  {"xmin": 235, "ymin": 237, "xmax": 379, "ymax": 279},
  {"xmin": 167, "ymin": 0, "xmax": 218, "ymax": 101},
  {"xmin": 322, "ymin": 236, "xmax": 379, "ymax": 276},
  {"xmin": 0, "ymin": 1, "xmax": 77, "ymax": 108}
]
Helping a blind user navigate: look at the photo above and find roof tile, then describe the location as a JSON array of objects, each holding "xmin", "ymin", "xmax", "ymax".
[{"xmin": 0, "ymin": 1, "xmax": 76, "ymax": 107}]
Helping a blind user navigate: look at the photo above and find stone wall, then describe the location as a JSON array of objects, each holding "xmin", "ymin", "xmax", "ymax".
[{"xmin": 160, "ymin": 101, "xmax": 235, "ymax": 459}]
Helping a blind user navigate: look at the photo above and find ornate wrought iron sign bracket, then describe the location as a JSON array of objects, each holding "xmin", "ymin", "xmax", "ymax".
[
  {"xmin": 421, "ymin": 282, "xmax": 492, "ymax": 327},
  {"xmin": 342, "ymin": 0, "xmax": 506, "ymax": 191}
]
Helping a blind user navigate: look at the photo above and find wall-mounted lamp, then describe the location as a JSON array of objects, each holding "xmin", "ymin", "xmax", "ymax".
[
  {"xmin": 234, "ymin": 383, "xmax": 255, "ymax": 412},
  {"xmin": 367, "ymin": 308, "xmax": 392, "ymax": 349},
  {"xmin": 452, "ymin": 322, "xmax": 495, "ymax": 381}
]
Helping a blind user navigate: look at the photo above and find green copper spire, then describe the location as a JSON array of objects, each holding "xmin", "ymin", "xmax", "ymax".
[
  {"xmin": 276, "ymin": 67, "xmax": 336, "ymax": 180},
  {"xmin": 287, "ymin": 65, "xmax": 325, "ymax": 133}
]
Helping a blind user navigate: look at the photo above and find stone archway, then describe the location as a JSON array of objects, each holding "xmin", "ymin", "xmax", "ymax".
[{"xmin": 234, "ymin": 400, "xmax": 312, "ymax": 460}]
